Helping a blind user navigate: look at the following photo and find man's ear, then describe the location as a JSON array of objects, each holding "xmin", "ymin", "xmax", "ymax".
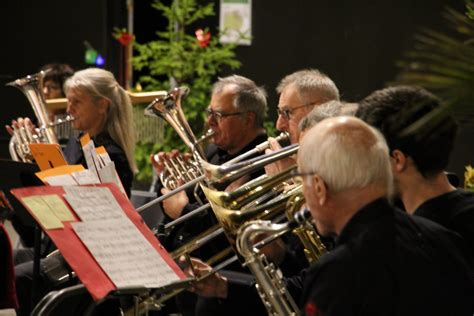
[
  {"xmin": 391, "ymin": 149, "xmax": 407, "ymax": 173},
  {"xmin": 312, "ymin": 175, "xmax": 327, "ymax": 205},
  {"xmin": 245, "ymin": 111, "xmax": 256, "ymax": 127}
]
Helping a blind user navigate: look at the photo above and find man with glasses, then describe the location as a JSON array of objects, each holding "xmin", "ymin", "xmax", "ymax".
[
  {"xmin": 266, "ymin": 69, "xmax": 340, "ymax": 175},
  {"xmin": 158, "ymin": 75, "xmax": 298, "ymax": 315},
  {"xmin": 160, "ymin": 75, "xmax": 269, "ymax": 221}
]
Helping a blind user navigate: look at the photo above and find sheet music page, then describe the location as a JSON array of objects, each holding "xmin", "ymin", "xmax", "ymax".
[
  {"xmin": 98, "ymin": 162, "xmax": 126, "ymax": 196},
  {"xmin": 71, "ymin": 169, "xmax": 101, "ymax": 185},
  {"xmin": 44, "ymin": 174, "xmax": 78, "ymax": 186},
  {"xmin": 63, "ymin": 186, "xmax": 125, "ymax": 221},
  {"xmin": 82, "ymin": 140, "xmax": 100, "ymax": 179},
  {"xmin": 71, "ymin": 217, "xmax": 181, "ymax": 288}
]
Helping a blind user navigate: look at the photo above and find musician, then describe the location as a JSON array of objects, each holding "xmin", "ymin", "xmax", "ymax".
[
  {"xmin": 40, "ymin": 63, "xmax": 74, "ymax": 100},
  {"xmin": 356, "ymin": 86, "xmax": 474, "ymax": 255},
  {"xmin": 265, "ymin": 69, "xmax": 339, "ymax": 175},
  {"xmin": 160, "ymin": 75, "xmax": 268, "ymax": 241},
  {"xmin": 157, "ymin": 75, "xmax": 273, "ymax": 315},
  {"xmin": 12, "ymin": 68, "xmax": 136, "ymax": 316},
  {"xmin": 189, "ymin": 116, "xmax": 474, "ymax": 315}
]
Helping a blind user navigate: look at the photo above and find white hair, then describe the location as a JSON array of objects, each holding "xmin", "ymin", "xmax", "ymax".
[
  {"xmin": 299, "ymin": 100, "xmax": 351, "ymax": 132},
  {"xmin": 276, "ymin": 69, "xmax": 340, "ymax": 105},
  {"xmin": 299, "ymin": 117, "xmax": 393, "ymax": 194},
  {"xmin": 64, "ymin": 68, "xmax": 137, "ymax": 173}
]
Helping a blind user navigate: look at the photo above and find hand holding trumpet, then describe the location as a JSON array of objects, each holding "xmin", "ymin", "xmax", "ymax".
[
  {"xmin": 5, "ymin": 117, "xmax": 40, "ymax": 162},
  {"xmin": 151, "ymin": 151, "xmax": 192, "ymax": 219},
  {"xmin": 180, "ymin": 256, "xmax": 229, "ymax": 299}
]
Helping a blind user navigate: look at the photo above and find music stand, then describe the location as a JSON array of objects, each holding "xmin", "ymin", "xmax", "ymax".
[
  {"xmin": 0, "ymin": 159, "xmax": 41, "ymax": 227},
  {"xmin": 0, "ymin": 159, "xmax": 45, "ymax": 308}
]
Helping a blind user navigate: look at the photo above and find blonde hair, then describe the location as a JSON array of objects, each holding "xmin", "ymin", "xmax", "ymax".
[{"xmin": 64, "ymin": 68, "xmax": 137, "ymax": 173}]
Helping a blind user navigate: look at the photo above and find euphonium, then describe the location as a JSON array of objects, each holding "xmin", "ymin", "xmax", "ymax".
[
  {"xmin": 144, "ymin": 87, "xmax": 205, "ymax": 159},
  {"xmin": 236, "ymin": 209, "xmax": 312, "ymax": 316},
  {"xmin": 7, "ymin": 70, "xmax": 73, "ymax": 162}
]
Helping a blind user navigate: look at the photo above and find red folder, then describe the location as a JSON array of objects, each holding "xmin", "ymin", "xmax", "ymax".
[{"xmin": 11, "ymin": 183, "xmax": 185, "ymax": 300}]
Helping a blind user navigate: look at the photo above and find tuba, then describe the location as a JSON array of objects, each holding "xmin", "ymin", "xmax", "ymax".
[{"xmin": 7, "ymin": 70, "xmax": 73, "ymax": 162}]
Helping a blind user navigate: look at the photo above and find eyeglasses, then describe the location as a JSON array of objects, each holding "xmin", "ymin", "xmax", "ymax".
[
  {"xmin": 291, "ymin": 169, "xmax": 318, "ymax": 178},
  {"xmin": 205, "ymin": 108, "xmax": 247, "ymax": 122},
  {"xmin": 277, "ymin": 104, "xmax": 316, "ymax": 120}
]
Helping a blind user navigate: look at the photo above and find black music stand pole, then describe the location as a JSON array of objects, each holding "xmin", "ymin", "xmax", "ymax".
[{"xmin": 31, "ymin": 224, "xmax": 42, "ymax": 308}]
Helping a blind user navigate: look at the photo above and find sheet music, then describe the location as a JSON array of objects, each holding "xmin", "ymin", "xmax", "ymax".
[
  {"xmin": 98, "ymin": 162, "xmax": 126, "ymax": 196},
  {"xmin": 44, "ymin": 174, "xmax": 78, "ymax": 186},
  {"xmin": 82, "ymin": 140, "xmax": 100, "ymax": 179},
  {"xmin": 72, "ymin": 217, "xmax": 181, "ymax": 288},
  {"xmin": 63, "ymin": 186, "xmax": 125, "ymax": 221},
  {"xmin": 71, "ymin": 169, "xmax": 101, "ymax": 185}
]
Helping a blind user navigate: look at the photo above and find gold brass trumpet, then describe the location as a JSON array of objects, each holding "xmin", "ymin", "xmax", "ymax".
[{"xmin": 168, "ymin": 166, "xmax": 299, "ymax": 259}]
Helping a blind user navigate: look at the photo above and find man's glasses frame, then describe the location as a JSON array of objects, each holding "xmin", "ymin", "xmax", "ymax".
[
  {"xmin": 205, "ymin": 108, "xmax": 247, "ymax": 121},
  {"xmin": 291, "ymin": 169, "xmax": 319, "ymax": 178},
  {"xmin": 277, "ymin": 103, "xmax": 318, "ymax": 120}
]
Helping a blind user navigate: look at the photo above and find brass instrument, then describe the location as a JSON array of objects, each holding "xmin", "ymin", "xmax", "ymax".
[
  {"xmin": 285, "ymin": 192, "xmax": 326, "ymax": 265},
  {"xmin": 236, "ymin": 209, "xmax": 313, "ymax": 316},
  {"xmin": 145, "ymin": 87, "xmax": 204, "ymax": 158},
  {"xmin": 7, "ymin": 70, "xmax": 74, "ymax": 162}
]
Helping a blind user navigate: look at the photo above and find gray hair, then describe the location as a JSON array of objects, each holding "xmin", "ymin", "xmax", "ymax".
[
  {"xmin": 299, "ymin": 100, "xmax": 354, "ymax": 132},
  {"xmin": 64, "ymin": 68, "xmax": 137, "ymax": 173},
  {"xmin": 299, "ymin": 117, "xmax": 393, "ymax": 194},
  {"xmin": 276, "ymin": 69, "xmax": 340, "ymax": 105},
  {"xmin": 212, "ymin": 75, "xmax": 268, "ymax": 127}
]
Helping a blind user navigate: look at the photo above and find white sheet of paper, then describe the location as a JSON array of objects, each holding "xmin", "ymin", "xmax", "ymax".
[
  {"xmin": 63, "ymin": 186, "xmax": 124, "ymax": 221},
  {"xmin": 98, "ymin": 162, "xmax": 126, "ymax": 196},
  {"xmin": 71, "ymin": 217, "xmax": 180, "ymax": 288},
  {"xmin": 82, "ymin": 140, "xmax": 100, "ymax": 179},
  {"xmin": 44, "ymin": 174, "xmax": 78, "ymax": 186},
  {"xmin": 98, "ymin": 152, "xmax": 112, "ymax": 166},
  {"xmin": 71, "ymin": 169, "xmax": 101, "ymax": 185}
]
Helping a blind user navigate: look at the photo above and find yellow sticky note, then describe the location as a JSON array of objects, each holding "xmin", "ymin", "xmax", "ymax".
[
  {"xmin": 21, "ymin": 196, "xmax": 64, "ymax": 230},
  {"xmin": 41, "ymin": 195, "xmax": 76, "ymax": 222}
]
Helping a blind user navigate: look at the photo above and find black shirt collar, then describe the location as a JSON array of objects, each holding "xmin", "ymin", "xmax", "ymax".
[{"xmin": 335, "ymin": 197, "xmax": 392, "ymax": 245}]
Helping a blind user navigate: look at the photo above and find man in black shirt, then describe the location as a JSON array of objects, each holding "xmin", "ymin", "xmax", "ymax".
[
  {"xmin": 190, "ymin": 116, "xmax": 474, "ymax": 315},
  {"xmin": 159, "ymin": 75, "xmax": 269, "ymax": 252},
  {"xmin": 356, "ymin": 86, "xmax": 474, "ymax": 255}
]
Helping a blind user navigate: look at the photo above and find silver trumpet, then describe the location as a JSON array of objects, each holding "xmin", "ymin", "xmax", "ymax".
[{"xmin": 7, "ymin": 70, "xmax": 74, "ymax": 162}]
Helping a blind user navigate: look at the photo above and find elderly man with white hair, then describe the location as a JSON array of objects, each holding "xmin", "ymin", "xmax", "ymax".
[
  {"xmin": 297, "ymin": 116, "xmax": 473, "ymax": 315},
  {"xmin": 188, "ymin": 116, "xmax": 474, "ymax": 316}
]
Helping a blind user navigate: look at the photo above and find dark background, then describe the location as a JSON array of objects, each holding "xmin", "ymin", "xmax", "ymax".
[{"xmin": 0, "ymin": 0, "xmax": 471, "ymax": 181}]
